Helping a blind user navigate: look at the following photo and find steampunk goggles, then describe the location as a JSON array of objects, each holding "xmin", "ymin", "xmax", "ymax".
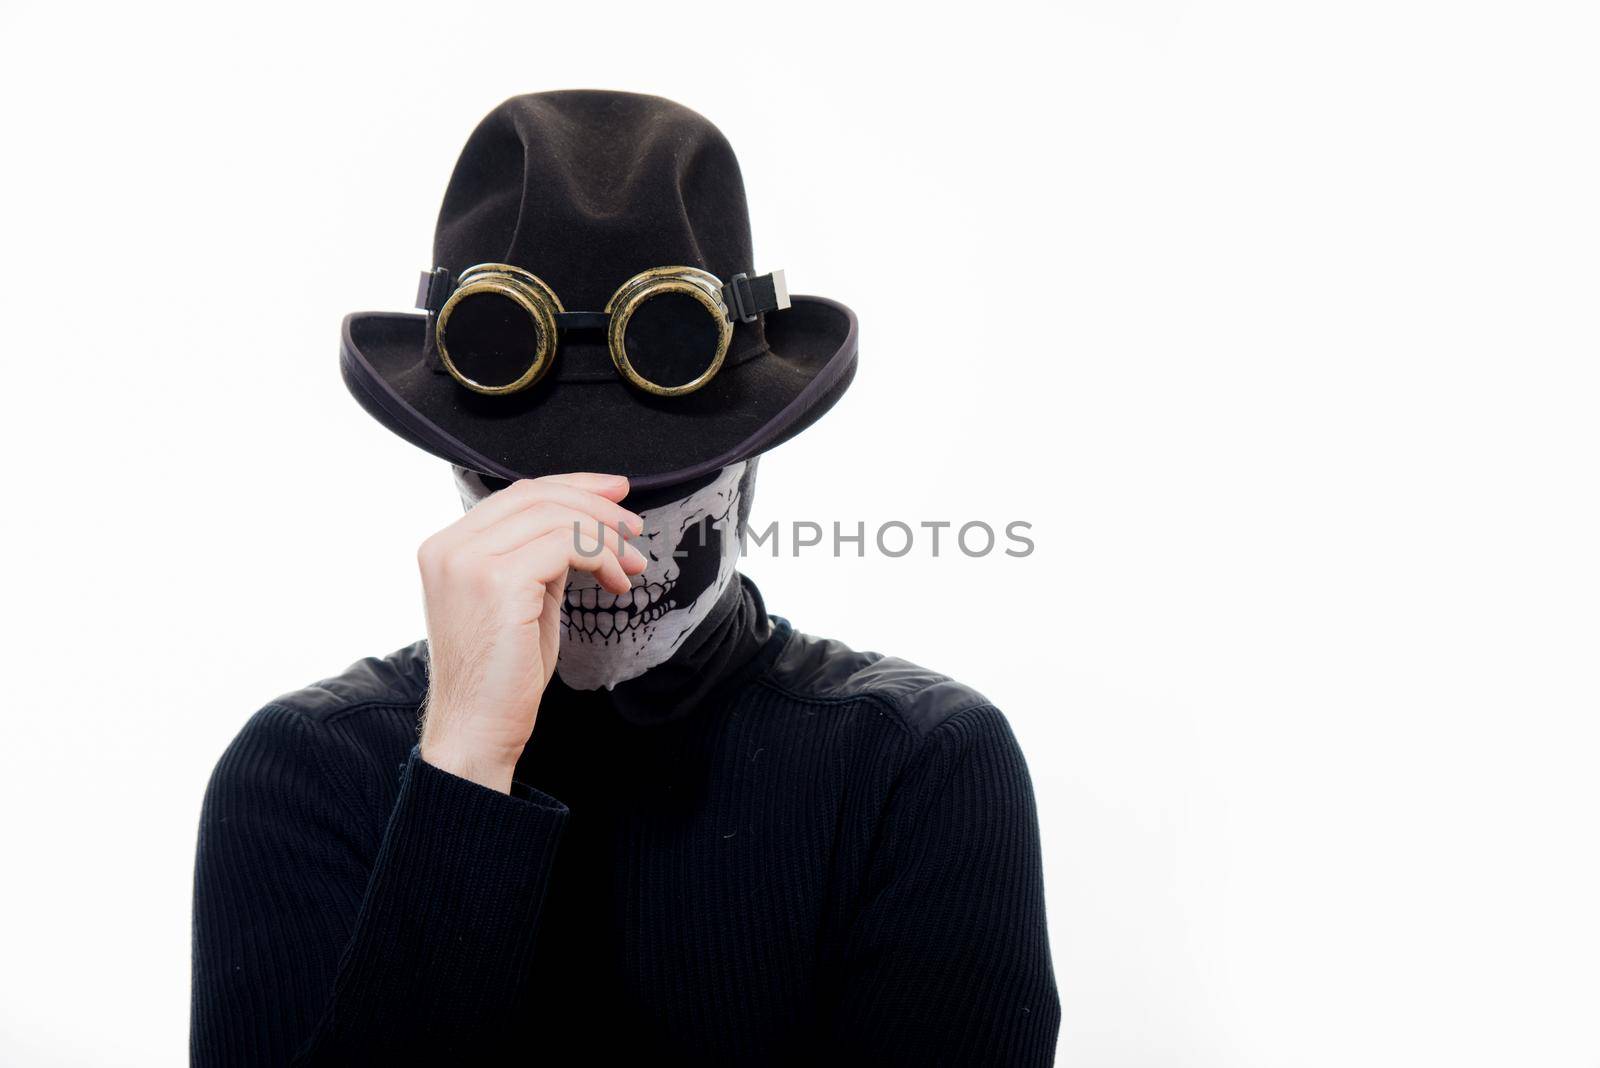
[{"xmin": 416, "ymin": 263, "xmax": 790, "ymax": 397}]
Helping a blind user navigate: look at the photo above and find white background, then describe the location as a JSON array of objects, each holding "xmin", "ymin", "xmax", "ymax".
[{"xmin": 2, "ymin": 1, "xmax": 1596, "ymax": 1064}]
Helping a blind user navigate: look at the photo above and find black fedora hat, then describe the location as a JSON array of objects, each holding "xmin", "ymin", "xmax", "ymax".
[{"xmin": 340, "ymin": 90, "xmax": 859, "ymax": 492}]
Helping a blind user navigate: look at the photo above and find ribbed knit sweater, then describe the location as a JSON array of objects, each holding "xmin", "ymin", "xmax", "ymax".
[{"xmin": 191, "ymin": 585, "xmax": 1059, "ymax": 1065}]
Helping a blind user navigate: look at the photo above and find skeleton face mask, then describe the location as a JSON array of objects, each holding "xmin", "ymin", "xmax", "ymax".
[{"xmin": 452, "ymin": 462, "xmax": 750, "ymax": 690}]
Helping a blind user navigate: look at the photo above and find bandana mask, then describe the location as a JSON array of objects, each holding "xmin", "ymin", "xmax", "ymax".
[{"xmin": 452, "ymin": 462, "xmax": 749, "ymax": 690}]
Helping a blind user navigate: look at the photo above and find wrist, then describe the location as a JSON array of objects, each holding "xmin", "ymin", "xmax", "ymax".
[{"xmin": 419, "ymin": 736, "xmax": 517, "ymax": 795}]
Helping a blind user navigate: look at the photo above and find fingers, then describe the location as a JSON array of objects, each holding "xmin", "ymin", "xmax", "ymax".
[
  {"xmin": 543, "ymin": 471, "xmax": 632, "ymax": 500},
  {"xmin": 460, "ymin": 473, "xmax": 632, "ymax": 532},
  {"xmin": 471, "ymin": 497, "xmax": 642, "ymax": 555},
  {"xmin": 416, "ymin": 472, "xmax": 646, "ymax": 602},
  {"xmin": 475, "ymin": 502, "xmax": 648, "ymax": 575},
  {"xmin": 506, "ymin": 526, "xmax": 637, "ymax": 596},
  {"xmin": 419, "ymin": 518, "xmax": 640, "ymax": 604}
]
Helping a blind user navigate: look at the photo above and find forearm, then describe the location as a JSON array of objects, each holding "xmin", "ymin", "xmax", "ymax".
[
  {"xmin": 825, "ymin": 704, "xmax": 1060, "ymax": 1064},
  {"xmin": 192, "ymin": 729, "xmax": 568, "ymax": 1065},
  {"xmin": 298, "ymin": 748, "xmax": 565, "ymax": 1059}
]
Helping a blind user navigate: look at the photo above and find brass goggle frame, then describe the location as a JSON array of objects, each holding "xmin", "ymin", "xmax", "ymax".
[
  {"xmin": 430, "ymin": 263, "xmax": 784, "ymax": 398},
  {"xmin": 436, "ymin": 264, "xmax": 563, "ymax": 395}
]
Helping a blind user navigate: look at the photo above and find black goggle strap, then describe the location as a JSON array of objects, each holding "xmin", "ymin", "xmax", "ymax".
[
  {"xmin": 415, "ymin": 267, "xmax": 788, "ymax": 382},
  {"xmin": 416, "ymin": 267, "xmax": 452, "ymax": 369},
  {"xmin": 721, "ymin": 270, "xmax": 790, "ymax": 323}
]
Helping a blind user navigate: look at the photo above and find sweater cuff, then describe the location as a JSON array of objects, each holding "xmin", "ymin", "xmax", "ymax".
[
  {"xmin": 409, "ymin": 743, "xmax": 569, "ymax": 821},
  {"xmin": 313, "ymin": 747, "xmax": 568, "ymax": 1047}
]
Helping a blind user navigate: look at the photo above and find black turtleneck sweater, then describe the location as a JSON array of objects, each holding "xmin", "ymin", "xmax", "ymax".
[{"xmin": 191, "ymin": 577, "xmax": 1059, "ymax": 1064}]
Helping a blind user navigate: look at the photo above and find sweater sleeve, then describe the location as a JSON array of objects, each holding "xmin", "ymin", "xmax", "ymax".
[
  {"xmin": 190, "ymin": 704, "xmax": 568, "ymax": 1065},
  {"xmin": 827, "ymin": 703, "xmax": 1061, "ymax": 1065}
]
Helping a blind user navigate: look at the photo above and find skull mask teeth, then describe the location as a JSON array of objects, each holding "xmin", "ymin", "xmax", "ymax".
[
  {"xmin": 562, "ymin": 579, "xmax": 679, "ymax": 641},
  {"xmin": 554, "ymin": 462, "xmax": 747, "ymax": 689}
]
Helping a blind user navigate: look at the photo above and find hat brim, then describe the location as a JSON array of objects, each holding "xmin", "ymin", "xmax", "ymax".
[{"xmin": 340, "ymin": 295, "xmax": 857, "ymax": 492}]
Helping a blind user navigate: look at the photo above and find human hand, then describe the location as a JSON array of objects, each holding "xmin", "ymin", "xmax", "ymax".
[{"xmin": 416, "ymin": 472, "xmax": 646, "ymax": 792}]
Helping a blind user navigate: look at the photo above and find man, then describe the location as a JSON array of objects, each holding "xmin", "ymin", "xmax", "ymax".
[{"xmin": 191, "ymin": 90, "xmax": 1060, "ymax": 1064}]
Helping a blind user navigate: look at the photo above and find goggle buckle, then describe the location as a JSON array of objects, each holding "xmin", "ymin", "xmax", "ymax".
[{"xmin": 727, "ymin": 269, "xmax": 790, "ymax": 324}]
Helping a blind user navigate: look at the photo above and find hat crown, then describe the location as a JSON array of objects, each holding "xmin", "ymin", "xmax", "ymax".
[{"xmin": 433, "ymin": 91, "xmax": 757, "ymax": 314}]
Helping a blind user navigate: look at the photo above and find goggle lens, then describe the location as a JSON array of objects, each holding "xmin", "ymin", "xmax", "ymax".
[
  {"xmin": 440, "ymin": 289, "xmax": 544, "ymax": 391},
  {"xmin": 620, "ymin": 289, "xmax": 724, "ymax": 392}
]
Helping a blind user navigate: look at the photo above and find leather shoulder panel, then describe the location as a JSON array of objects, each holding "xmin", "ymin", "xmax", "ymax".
[
  {"xmin": 266, "ymin": 640, "xmax": 430, "ymax": 721},
  {"xmin": 759, "ymin": 627, "xmax": 994, "ymax": 739}
]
